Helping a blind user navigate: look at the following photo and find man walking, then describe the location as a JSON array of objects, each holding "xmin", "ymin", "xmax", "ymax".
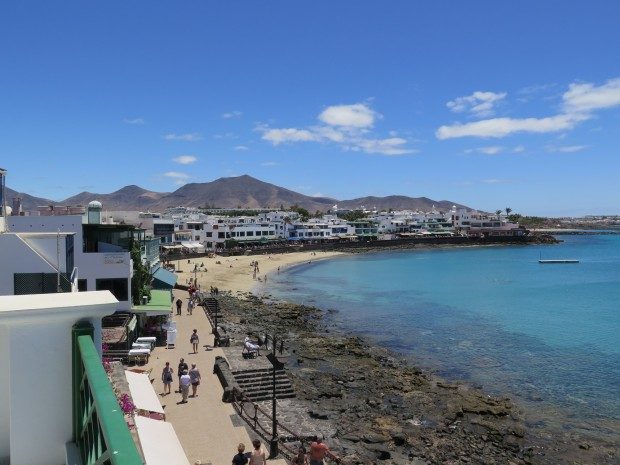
[
  {"xmin": 177, "ymin": 358, "xmax": 188, "ymax": 392},
  {"xmin": 179, "ymin": 369, "xmax": 191, "ymax": 403},
  {"xmin": 176, "ymin": 298, "xmax": 182, "ymax": 315}
]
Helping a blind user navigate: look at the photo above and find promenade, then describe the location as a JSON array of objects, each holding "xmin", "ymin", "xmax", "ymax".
[{"xmin": 143, "ymin": 289, "xmax": 287, "ymax": 465}]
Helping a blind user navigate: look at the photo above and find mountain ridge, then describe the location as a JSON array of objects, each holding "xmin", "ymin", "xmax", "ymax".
[{"xmin": 7, "ymin": 175, "xmax": 468, "ymax": 212}]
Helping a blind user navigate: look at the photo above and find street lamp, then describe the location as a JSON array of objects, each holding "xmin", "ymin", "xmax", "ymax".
[{"xmin": 267, "ymin": 334, "xmax": 287, "ymax": 458}]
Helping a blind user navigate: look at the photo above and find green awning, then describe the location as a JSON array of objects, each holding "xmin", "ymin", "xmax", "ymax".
[
  {"xmin": 132, "ymin": 289, "xmax": 172, "ymax": 315},
  {"xmin": 152, "ymin": 266, "xmax": 178, "ymax": 289}
]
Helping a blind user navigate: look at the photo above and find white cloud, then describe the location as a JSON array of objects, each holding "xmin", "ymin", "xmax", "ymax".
[
  {"xmin": 261, "ymin": 161, "xmax": 279, "ymax": 166},
  {"xmin": 563, "ymin": 78, "xmax": 620, "ymax": 113},
  {"xmin": 172, "ymin": 155, "xmax": 197, "ymax": 165},
  {"xmin": 354, "ymin": 138, "xmax": 415, "ymax": 156},
  {"xmin": 123, "ymin": 117, "xmax": 145, "ymax": 125},
  {"xmin": 548, "ymin": 145, "xmax": 588, "ymax": 153},
  {"xmin": 259, "ymin": 103, "xmax": 414, "ymax": 155},
  {"xmin": 234, "ymin": 145, "xmax": 249, "ymax": 151},
  {"xmin": 262, "ymin": 128, "xmax": 318, "ymax": 145},
  {"xmin": 164, "ymin": 171, "xmax": 190, "ymax": 179},
  {"xmin": 318, "ymin": 103, "xmax": 378, "ymax": 128},
  {"xmin": 164, "ymin": 171, "xmax": 190, "ymax": 185},
  {"xmin": 222, "ymin": 111, "xmax": 243, "ymax": 119},
  {"xmin": 439, "ymin": 77, "xmax": 620, "ymax": 141},
  {"xmin": 482, "ymin": 178, "xmax": 512, "ymax": 184},
  {"xmin": 465, "ymin": 146, "xmax": 504, "ymax": 155},
  {"xmin": 447, "ymin": 91, "xmax": 506, "ymax": 117},
  {"xmin": 436, "ymin": 113, "xmax": 589, "ymax": 139},
  {"xmin": 512, "ymin": 145, "xmax": 525, "ymax": 153},
  {"xmin": 164, "ymin": 133, "xmax": 202, "ymax": 141}
]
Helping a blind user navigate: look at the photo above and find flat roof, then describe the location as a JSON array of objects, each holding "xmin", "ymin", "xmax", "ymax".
[
  {"xmin": 132, "ymin": 289, "xmax": 172, "ymax": 314},
  {"xmin": 0, "ymin": 290, "xmax": 118, "ymax": 313}
]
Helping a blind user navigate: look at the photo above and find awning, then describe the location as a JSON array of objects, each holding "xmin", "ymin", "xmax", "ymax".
[
  {"xmin": 180, "ymin": 241, "xmax": 203, "ymax": 250},
  {"xmin": 162, "ymin": 244, "xmax": 183, "ymax": 250},
  {"xmin": 132, "ymin": 289, "xmax": 172, "ymax": 315},
  {"xmin": 152, "ymin": 266, "xmax": 178, "ymax": 289},
  {"xmin": 125, "ymin": 371, "xmax": 165, "ymax": 415},
  {"xmin": 134, "ymin": 416, "xmax": 190, "ymax": 465}
]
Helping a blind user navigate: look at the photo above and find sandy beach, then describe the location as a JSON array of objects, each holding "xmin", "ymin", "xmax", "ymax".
[{"xmin": 169, "ymin": 250, "xmax": 344, "ymax": 294}]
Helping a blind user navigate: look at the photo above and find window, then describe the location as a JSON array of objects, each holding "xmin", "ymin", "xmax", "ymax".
[
  {"xmin": 206, "ymin": 232, "xmax": 212, "ymax": 237},
  {"xmin": 218, "ymin": 232, "xmax": 225, "ymax": 239},
  {"xmin": 247, "ymin": 231, "xmax": 254, "ymax": 236},
  {"xmin": 239, "ymin": 232, "xmax": 245, "ymax": 237},
  {"xmin": 14, "ymin": 273, "xmax": 71, "ymax": 295},
  {"xmin": 96, "ymin": 278, "xmax": 129, "ymax": 301},
  {"xmin": 78, "ymin": 279, "xmax": 87, "ymax": 292}
]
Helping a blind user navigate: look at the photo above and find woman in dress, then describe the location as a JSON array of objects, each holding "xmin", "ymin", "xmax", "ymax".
[
  {"xmin": 190, "ymin": 329, "xmax": 199, "ymax": 354},
  {"xmin": 161, "ymin": 362, "xmax": 173, "ymax": 395}
]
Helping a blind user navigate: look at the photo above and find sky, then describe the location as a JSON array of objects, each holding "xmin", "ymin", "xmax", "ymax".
[{"xmin": 1, "ymin": 1, "xmax": 619, "ymax": 216}]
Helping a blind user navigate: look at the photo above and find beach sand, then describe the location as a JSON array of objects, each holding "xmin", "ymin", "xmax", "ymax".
[{"xmin": 169, "ymin": 250, "xmax": 343, "ymax": 294}]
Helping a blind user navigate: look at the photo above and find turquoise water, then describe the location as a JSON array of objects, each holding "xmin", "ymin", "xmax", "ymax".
[{"xmin": 269, "ymin": 235, "xmax": 620, "ymax": 433}]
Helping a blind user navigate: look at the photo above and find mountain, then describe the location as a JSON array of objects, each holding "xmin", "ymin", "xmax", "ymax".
[
  {"xmin": 7, "ymin": 175, "xmax": 468, "ymax": 213},
  {"xmin": 4, "ymin": 187, "xmax": 57, "ymax": 211},
  {"xmin": 149, "ymin": 175, "xmax": 337, "ymax": 212},
  {"xmin": 338, "ymin": 195, "xmax": 467, "ymax": 212},
  {"xmin": 61, "ymin": 185, "xmax": 168, "ymax": 211}
]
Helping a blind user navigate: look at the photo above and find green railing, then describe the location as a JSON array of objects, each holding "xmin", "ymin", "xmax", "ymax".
[{"xmin": 72, "ymin": 324, "xmax": 142, "ymax": 465}]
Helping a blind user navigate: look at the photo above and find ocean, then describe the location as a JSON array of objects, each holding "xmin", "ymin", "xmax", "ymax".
[{"xmin": 268, "ymin": 235, "xmax": 620, "ymax": 440}]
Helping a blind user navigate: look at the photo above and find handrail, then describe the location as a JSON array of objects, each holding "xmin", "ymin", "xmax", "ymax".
[
  {"xmin": 73, "ymin": 325, "xmax": 142, "ymax": 465},
  {"xmin": 232, "ymin": 393, "xmax": 343, "ymax": 463}
]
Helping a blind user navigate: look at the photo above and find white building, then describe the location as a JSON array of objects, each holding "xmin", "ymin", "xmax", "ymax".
[
  {"xmin": 8, "ymin": 204, "xmax": 135, "ymax": 310},
  {"xmin": 449, "ymin": 207, "xmax": 524, "ymax": 236},
  {"xmin": 0, "ymin": 291, "xmax": 119, "ymax": 465}
]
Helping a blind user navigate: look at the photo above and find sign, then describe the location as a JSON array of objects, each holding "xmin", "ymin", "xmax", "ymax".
[{"xmin": 104, "ymin": 253, "xmax": 126, "ymax": 265}]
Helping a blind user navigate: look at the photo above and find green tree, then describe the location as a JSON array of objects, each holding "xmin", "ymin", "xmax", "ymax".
[
  {"xmin": 505, "ymin": 207, "xmax": 512, "ymax": 217},
  {"xmin": 290, "ymin": 204, "xmax": 310, "ymax": 221},
  {"xmin": 341, "ymin": 210, "xmax": 368, "ymax": 222},
  {"xmin": 495, "ymin": 209, "xmax": 502, "ymax": 220},
  {"xmin": 130, "ymin": 242, "xmax": 151, "ymax": 305}
]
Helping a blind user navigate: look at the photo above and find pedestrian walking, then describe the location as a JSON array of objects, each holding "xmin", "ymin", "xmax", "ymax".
[
  {"xmin": 189, "ymin": 363, "xmax": 201, "ymax": 397},
  {"xmin": 188, "ymin": 298, "xmax": 194, "ymax": 315},
  {"xmin": 179, "ymin": 369, "xmax": 191, "ymax": 403},
  {"xmin": 248, "ymin": 440, "xmax": 266, "ymax": 465},
  {"xmin": 161, "ymin": 362, "xmax": 173, "ymax": 396},
  {"xmin": 176, "ymin": 298, "xmax": 182, "ymax": 315},
  {"xmin": 232, "ymin": 443, "xmax": 248, "ymax": 465},
  {"xmin": 190, "ymin": 329, "xmax": 199, "ymax": 353},
  {"xmin": 177, "ymin": 358, "xmax": 188, "ymax": 392}
]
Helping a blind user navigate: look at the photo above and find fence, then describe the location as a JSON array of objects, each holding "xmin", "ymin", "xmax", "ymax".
[{"xmin": 72, "ymin": 323, "xmax": 142, "ymax": 465}]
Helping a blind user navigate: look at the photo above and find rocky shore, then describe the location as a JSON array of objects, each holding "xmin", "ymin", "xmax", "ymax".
[{"xmin": 215, "ymin": 293, "xmax": 617, "ymax": 465}]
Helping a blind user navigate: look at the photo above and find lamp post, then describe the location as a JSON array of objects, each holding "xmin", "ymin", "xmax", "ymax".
[{"xmin": 268, "ymin": 334, "xmax": 286, "ymax": 459}]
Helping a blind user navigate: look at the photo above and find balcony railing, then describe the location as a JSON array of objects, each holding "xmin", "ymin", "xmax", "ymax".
[{"xmin": 72, "ymin": 324, "xmax": 142, "ymax": 465}]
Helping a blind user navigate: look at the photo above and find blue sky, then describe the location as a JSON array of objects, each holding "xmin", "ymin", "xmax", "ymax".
[{"xmin": 1, "ymin": 1, "xmax": 619, "ymax": 216}]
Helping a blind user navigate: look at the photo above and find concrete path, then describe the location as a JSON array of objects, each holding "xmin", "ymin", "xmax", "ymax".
[{"xmin": 142, "ymin": 289, "xmax": 287, "ymax": 465}]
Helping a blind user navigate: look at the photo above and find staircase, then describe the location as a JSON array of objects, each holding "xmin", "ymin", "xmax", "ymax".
[{"xmin": 232, "ymin": 368, "xmax": 296, "ymax": 402}]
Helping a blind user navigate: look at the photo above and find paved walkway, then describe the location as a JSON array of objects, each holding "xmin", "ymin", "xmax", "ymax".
[{"xmin": 143, "ymin": 289, "xmax": 287, "ymax": 465}]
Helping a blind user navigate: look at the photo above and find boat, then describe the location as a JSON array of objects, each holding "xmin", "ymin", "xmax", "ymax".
[{"xmin": 538, "ymin": 252, "xmax": 579, "ymax": 264}]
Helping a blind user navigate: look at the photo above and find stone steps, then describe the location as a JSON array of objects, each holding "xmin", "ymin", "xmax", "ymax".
[{"xmin": 232, "ymin": 368, "xmax": 296, "ymax": 402}]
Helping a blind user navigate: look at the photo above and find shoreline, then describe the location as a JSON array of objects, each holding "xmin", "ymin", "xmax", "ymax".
[
  {"xmin": 178, "ymin": 247, "xmax": 617, "ymax": 463},
  {"xmin": 215, "ymin": 292, "xmax": 618, "ymax": 464}
]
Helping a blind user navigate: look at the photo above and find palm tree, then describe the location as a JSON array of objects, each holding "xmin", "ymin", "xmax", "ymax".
[
  {"xmin": 505, "ymin": 207, "xmax": 512, "ymax": 217},
  {"xmin": 495, "ymin": 209, "xmax": 502, "ymax": 219}
]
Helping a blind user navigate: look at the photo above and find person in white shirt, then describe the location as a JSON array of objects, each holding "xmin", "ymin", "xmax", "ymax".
[
  {"xmin": 179, "ymin": 370, "xmax": 191, "ymax": 403},
  {"xmin": 244, "ymin": 334, "xmax": 261, "ymax": 356}
]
